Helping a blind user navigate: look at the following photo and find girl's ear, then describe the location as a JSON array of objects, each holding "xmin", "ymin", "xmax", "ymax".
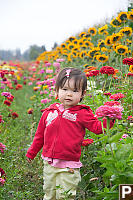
[{"xmin": 82, "ymin": 90, "xmax": 86, "ymax": 98}]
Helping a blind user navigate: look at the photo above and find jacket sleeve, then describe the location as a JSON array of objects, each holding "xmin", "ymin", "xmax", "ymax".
[
  {"xmin": 82, "ymin": 107, "xmax": 115, "ymax": 135},
  {"xmin": 26, "ymin": 111, "xmax": 47, "ymax": 160}
]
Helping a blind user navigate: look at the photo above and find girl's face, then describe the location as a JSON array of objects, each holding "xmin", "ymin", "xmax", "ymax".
[{"xmin": 57, "ymin": 78, "xmax": 85, "ymax": 109}]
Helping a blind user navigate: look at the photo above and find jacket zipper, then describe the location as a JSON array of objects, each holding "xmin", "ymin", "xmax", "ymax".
[{"xmin": 51, "ymin": 111, "xmax": 62, "ymax": 157}]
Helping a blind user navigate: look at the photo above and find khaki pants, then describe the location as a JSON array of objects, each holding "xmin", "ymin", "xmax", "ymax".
[{"xmin": 43, "ymin": 161, "xmax": 81, "ymax": 200}]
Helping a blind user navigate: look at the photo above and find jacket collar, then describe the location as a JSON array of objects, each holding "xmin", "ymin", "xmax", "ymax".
[{"xmin": 46, "ymin": 103, "xmax": 90, "ymax": 111}]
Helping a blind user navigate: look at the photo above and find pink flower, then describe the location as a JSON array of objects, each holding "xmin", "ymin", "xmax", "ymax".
[
  {"xmin": 120, "ymin": 134, "xmax": 129, "ymax": 140},
  {"xmin": 46, "ymin": 69, "xmax": 53, "ymax": 74},
  {"xmin": 0, "ymin": 143, "xmax": 6, "ymax": 154},
  {"xmin": 104, "ymin": 101, "xmax": 121, "ymax": 107},
  {"xmin": 127, "ymin": 116, "xmax": 133, "ymax": 121},
  {"xmin": 56, "ymin": 58, "xmax": 65, "ymax": 62},
  {"xmin": 109, "ymin": 93, "xmax": 125, "ymax": 101},
  {"xmin": 53, "ymin": 62, "xmax": 60, "ymax": 67},
  {"xmin": 82, "ymin": 138, "xmax": 94, "ymax": 146},
  {"xmin": 45, "ymin": 62, "xmax": 51, "ymax": 67},
  {"xmin": 41, "ymin": 98, "xmax": 49, "ymax": 104},
  {"xmin": 95, "ymin": 105, "xmax": 123, "ymax": 119},
  {"xmin": 0, "ymin": 178, "xmax": 6, "ymax": 185},
  {"xmin": 0, "ymin": 115, "xmax": 4, "ymax": 123},
  {"xmin": 1, "ymin": 92, "xmax": 12, "ymax": 98}
]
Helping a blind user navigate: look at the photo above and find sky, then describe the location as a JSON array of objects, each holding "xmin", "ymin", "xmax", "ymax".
[{"xmin": 0, "ymin": 0, "xmax": 129, "ymax": 53}]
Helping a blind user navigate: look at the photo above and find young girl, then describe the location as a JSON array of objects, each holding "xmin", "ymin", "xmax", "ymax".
[{"xmin": 26, "ymin": 67, "xmax": 114, "ymax": 200}]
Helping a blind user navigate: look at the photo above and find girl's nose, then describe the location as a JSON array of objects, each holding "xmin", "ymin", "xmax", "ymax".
[{"xmin": 67, "ymin": 90, "xmax": 72, "ymax": 96}]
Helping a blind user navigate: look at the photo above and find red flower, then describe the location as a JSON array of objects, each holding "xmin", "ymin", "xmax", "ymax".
[
  {"xmin": 86, "ymin": 70, "xmax": 99, "ymax": 77},
  {"xmin": 0, "ymin": 168, "xmax": 6, "ymax": 185},
  {"xmin": 100, "ymin": 66, "xmax": 115, "ymax": 75},
  {"xmin": 123, "ymin": 57, "xmax": 133, "ymax": 65},
  {"xmin": 27, "ymin": 108, "xmax": 33, "ymax": 114},
  {"xmin": 82, "ymin": 138, "xmax": 94, "ymax": 146},
  {"xmin": 6, "ymin": 95, "xmax": 14, "ymax": 102},
  {"xmin": 109, "ymin": 93, "xmax": 125, "ymax": 101},
  {"xmin": 4, "ymin": 100, "xmax": 11, "ymax": 106},
  {"xmin": 15, "ymin": 84, "xmax": 23, "ymax": 90},
  {"xmin": 11, "ymin": 112, "xmax": 19, "ymax": 119},
  {"xmin": 104, "ymin": 101, "xmax": 121, "ymax": 106},
  {"xmin": 104, "ymin": 92, "xmax": 111, "ymax": 96},
  {"xmin": 127, "ymin": 72, "xmax": 133, "ymax": 76}
]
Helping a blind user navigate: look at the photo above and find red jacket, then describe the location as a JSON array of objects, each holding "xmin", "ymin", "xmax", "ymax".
[{"xmin": 26, "ymin": 103, "xmax": 114, "ymax": 162}]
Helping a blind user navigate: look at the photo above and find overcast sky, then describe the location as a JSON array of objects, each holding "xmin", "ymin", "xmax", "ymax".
[{"xmin": 0, "ymin": 0, "xmax": 129, "ymax": 53}]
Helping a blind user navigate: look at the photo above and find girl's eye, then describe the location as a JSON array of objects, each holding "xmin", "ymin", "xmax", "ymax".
[
  {"xmin": 62, "ymin": 88, "xmax": 67, "ymax": 91},
  {"xmin": 73, "ymin": 89, "xmax": 78, "ymax": 92}
]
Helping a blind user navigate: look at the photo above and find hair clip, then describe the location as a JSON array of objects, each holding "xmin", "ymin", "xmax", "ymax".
[{"xmin": 66, "ymin": 69, "xmax": 71, "ymax": 78}]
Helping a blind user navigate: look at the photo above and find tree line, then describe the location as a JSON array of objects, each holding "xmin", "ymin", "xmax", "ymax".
[{"xmin": 0, "ymin": 44, "xmax": 57, "ymax": 61}]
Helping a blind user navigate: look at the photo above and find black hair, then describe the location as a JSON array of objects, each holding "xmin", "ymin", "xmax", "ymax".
[{"xmin": 55, "ymin": 67, "xmax": 87, "ymax": 101}]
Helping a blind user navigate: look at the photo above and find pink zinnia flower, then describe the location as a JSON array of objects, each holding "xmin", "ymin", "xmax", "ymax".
[
  {"xmin": 127, "ymin": 116, "xmax": 133, "ymax": 121},
  {"xmin": 82, "ymin": 138, "xmax": 94, "ymax": 146},
  {"xmin": 1, "ymin": 92, "xmax": 12, "ymax": 98},
  {"xmin": 95, "ymin": 105, "xmax": 123, "ymax": 119},
  {"xmin": 0, "ymin": 115, "xmax": 4, "ymax": 123},
  {"xmin": 0, "ymin": 143, "xmax": 6, "ymax": 153},
  {"xmin": 45, "ymin": 62, "xmax": 51, "ymax": 67},
  {"xmin": 53, "ymin": 62, "xmax": 60, "ymax": 67},
  {"xmin": 109, "ymin": 93, "xmax": 125, "ymax": 101},
  {"xmin": 41, "ymin": 98, "xmax": 49, "ymax": 104},
  {"xmin": 120, "ymin": 134, "xmax": 129, "ymax": 141},
  {"xmin": 104, "ymin": 101, "xmax": 121, "ymax": 107},
  {"xmin": 56, "ymin": 58, "xmax": 65, "ymax": 62},
  {"xmin": 100, "ymin": 66, "xmax": 115, "ymax": 75},
  {"xmin": 0, "ymin": 178, "xmax": 6, "ymax": 185}
]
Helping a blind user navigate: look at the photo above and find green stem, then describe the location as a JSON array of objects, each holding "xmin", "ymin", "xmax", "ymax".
[{"xmin": 106, "ymin": 117, "xmax": 114, "ymax": 157}]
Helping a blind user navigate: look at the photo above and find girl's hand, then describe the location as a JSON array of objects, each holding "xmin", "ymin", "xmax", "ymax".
[{"xmin": 27, "ymin": 157, "xmax": 32, "ymax": 163}]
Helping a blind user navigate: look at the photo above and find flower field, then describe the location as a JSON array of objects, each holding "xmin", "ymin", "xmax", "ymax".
[{"xmin": 0, "ymin": 9, "xmax": 133, "ymax": 200}]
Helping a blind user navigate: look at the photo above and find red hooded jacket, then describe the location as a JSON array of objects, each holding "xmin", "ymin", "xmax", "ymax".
[{"xmin": 26, "ymin": 103, "xmax": 114, "ymax": 162}]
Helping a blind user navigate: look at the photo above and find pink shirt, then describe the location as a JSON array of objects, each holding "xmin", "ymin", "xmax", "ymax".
[{"xmin": 42, "ymin": 104, "xmax": 82, "ymax": 168}]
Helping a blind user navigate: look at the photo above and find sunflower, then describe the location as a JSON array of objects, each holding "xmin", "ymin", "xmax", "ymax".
[
  {"xmin": 84, "ymin": 34, "xmax": 91, "ymax": 39},
  {"xmin": 79, "ymin": 32, "xmax": 86, "ymax": 38},
  {"xmin": 127, "ymin": 10, "xmax": 133, "ymax": 20},
  {"xmin": 119, "ymin": 27, "xmax": 132, "ymax": 37},
  {"xmin": 126, "ymin": 39, "xmax": 132, "ymax": 45},
  {"xmin": 110, "ymin": 17, "xmax": 122, "ymax": 27},
  {"xmin": 98, "ymin": 25, "xmax": 108, "ymax": 35},
  {"xmin": 118, "ymin": 11, "xmax": 128, "ymax": 22},
  {"xmin": 101, "ymin": 47, "xmax": 108, "ymax": 52},
  {"xmin": 88, "ymin": 27, "xmax": 97, "ymax": 36},
  {"xmin": 84, "ymin": 41, "xmax": 94, "ymax": 48},
  {"xmin": 88, "ymin": 47, "xmax": 100, "ymax": 58},
  {"xmin": 98, "ymin": 40, "xmax": 105, "ymax": 48},
  {"xmin": 105, "ymin": 36, "xmax": 112, "ymax": 46},
  {"xmin": 67, "ymin": 43, "xmax": 75, "ymax": 50},
  {"xmin": 72, "ymin": 39, "xmax": 78, "ymax": 45},
  {"xmin": 61, "ymin": 43, "xmax": 67, "ymax": 49},
  {"xmin": 79, "ymin": 50, "xmax": 88, "ymax": 58},
  {"xmin": 68, "ymin": 36, "xmax": 76, "ymax": 42},
  {"xmin": 129, "ymin": 65, "xmax": 133, "ymax": 72},
  {"xmin": 110, "ymin": 33, "xmax": 122, "ymax": 44},
  {"xmin": 115, "ymin": 45, "xmax": 128, "ymax": 55},
  {"xmin": 96, "ymin": 54, "xmax": 108, "ymax": 63},
  {"xmin": 71, "ymin": 51, "xmax": 79, "ymax": 58}
]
